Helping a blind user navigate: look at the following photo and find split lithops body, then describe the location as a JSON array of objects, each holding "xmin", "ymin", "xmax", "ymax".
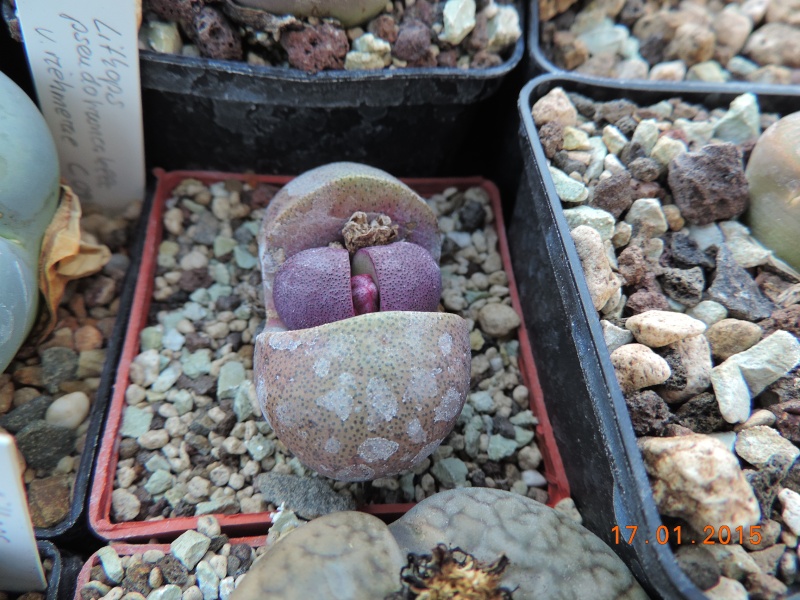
[
  {"xmin": 232, "ymin": 0, "xmax": 386, "ymax": 28},
  {"xmin": 230, "ymin": 489, "xmax": 648, "ymax": 600},
  {"xmin": 745, "ymin": 111, "xmax": 800, "ymax": 271},
  {"xmin": 0, "ymin": 72, "xmax": 60, "ymax": 372},
  {"xmin": 254, "ymin": 162, "xmax": 471, "ymax": 482}
]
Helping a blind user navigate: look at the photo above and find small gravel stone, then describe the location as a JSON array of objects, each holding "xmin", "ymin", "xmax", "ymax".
[
  {"xmin": 45, "ymin": 392, "xmax": 90, "ymax": 430},
  {"xmin": 0, "ymin": 395, "xmax": 51, "ymax": 433},
  {"xmin": 486, "ymin": 435, "xmax": 519, "ymax": 461},
  {"xmin": 572, "ymin": 225, "xmax": 622, "ymax": 310},
  {"xmin": 112, "ymin": 489, "xmax": 141, "ymax": 521},
  {"xmin": 98, "ymin": 547, "xmax": 125, "ymax": 584},
  {"xmin": 146, "ymin": 585, "xmax": 181, "ymax": 600},
  {"xmin": 476, "ymin": 304, "xmax": 520, "ymax": 338},
  {"xmin": 640, "ymin": 435, "xmax": 760, "ymax": 534},
  {"xmin": 170, "ymin": 530, "xmax": 211, "ymax": 571},
  {"xmin": 16, "ymin": 421, "xmax": 75, "ymax": 471},
  {"xmin": 254, "ymin": 473, "xmax": 355, "ymax": 519},
  {"xmin": 624, "ymin": 390, "xmax": 671, "ymax": 436},
  {"xmin": 430, "ymin": 457, "xmax": 469, "ymax": 487},
  {"xmin": 674, "ymin": 545, "xmax": 721, "ymax": 591},
  {"xmin": 625, "ymin": 310, "xmax": 706, "ymax": 348},
  {"xmin": 779, "ymin": 489, "xmax": 800, "ymax": 537},
  {"xmin": 686, "ymin": 301, "xmax": 728, "ymax": 326},
  {"xmin": 706, "ymin": 319, "xmax": 763, "ymax": 360},
  {"xmin": 138, "ymin": 429, "xmax": 170, "ymax": 450},
  {"xmin": 532, "ymin": 87, "xmax": 578, "ymax": 127},
  {"xmin": 708, "ymin": 245, "xmax": 775, "ymax": 321},
  {"xmin": 735, "ymin": 426, "xmax": 800, "ymax": 469}
]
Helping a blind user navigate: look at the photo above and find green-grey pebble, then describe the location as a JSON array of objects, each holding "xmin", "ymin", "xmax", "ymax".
[
  {"xmin": 430, "ymin": 457, "xmax": 468, "ymax": 487},
  {"xmin": 140, "ymin": 326, "xmax": 164, "ymax": 351},
  {"xmin": 488, "ymin": 434, "xmax": 518, "ymax": 461},
  {"xmin": 120, "ymin": 406, "xmax": 153, "ymax": 438}
]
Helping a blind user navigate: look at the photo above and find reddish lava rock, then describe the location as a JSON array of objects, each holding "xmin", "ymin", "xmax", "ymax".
[
  {"xmin": 280, "ymin": 23, "xmax": 349, "ymax": 73},
  {"xmin": 667, "ymin": 143, "xmax": 749, "ymax": 225},
  {"xmin": 194, "ymin": 6, "xmax": 243, "ymax": 61}
]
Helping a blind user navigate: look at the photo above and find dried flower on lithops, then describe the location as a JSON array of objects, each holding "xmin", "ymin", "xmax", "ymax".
[
  {"xmin": 387, "ymin": 544, "xmax": 513, "ymax": 600},
  {"xmin": 254, "ymin": 162, "xmax": 470, "ymax": 482}
]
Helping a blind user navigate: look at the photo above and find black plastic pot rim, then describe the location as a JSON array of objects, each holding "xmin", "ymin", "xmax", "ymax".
[
  {"xmin": 525, "ymin": 58, "xmax": 800, "ymax": 97},
  {"xmin": 516, "ymin": 72, "xmax": 800, "ymax": 600},
  {"xmin": 36, "ymin": 540, "xmax": 61, "ymax": 600},
  {"xmin": 518, "ymin": 76, "xmax": 663, "ymax": 538},
  {"xmin": 526, "ymin": 0, "xmax": 800, "ymax": 96}
]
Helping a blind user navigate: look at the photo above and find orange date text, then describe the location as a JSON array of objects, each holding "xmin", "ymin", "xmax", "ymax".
[{"xmin": 612, "ymin": 525, "xmax": 762, "ymax": 546}]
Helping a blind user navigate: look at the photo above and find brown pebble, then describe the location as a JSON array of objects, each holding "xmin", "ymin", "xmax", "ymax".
[
  {"xmin": 74, "ymin": 325, "xmax": 104, "ymax": 352},
  {"xmin": 96, "ymin": 317, "xmax": 117, "ymax": 340},
  {"xmin": 68, "ymin": 294, "xmax": 88, "ymax": 319},
  {"xmin": 55, "ymin": 315, "xmax": 80, "ymax": 331},
  {"xmin": 27, "ymin": 474, "xmax": 71, "ymax": 528},
  {"xmin": 12, "ymin": 366, "xmax": 42, "ymax": 387},
  {"xmin": 39, "ymin": 327, "xmax": 76, "ymax": 352},
  {"xmin": 368, "ymin": 14, "xmax": 398, "ymax": 43},
  {"xmin": 280, "ymin": 23, "xmax": 348, "ymax": 73},
  {"xmin": 0, "ymin": 376, "xmax": 13, "ymax": 415}
]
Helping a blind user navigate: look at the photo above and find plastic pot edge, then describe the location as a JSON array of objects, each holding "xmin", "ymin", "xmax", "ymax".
[
  {"xmin": 72, "ymin": 536, "xmax": 267, "ymax": 600},
  {"xmin": 526, "ymin": 0, "xmax": 800, "ymax": 96},
  {"xmin": 88, "ymin": 168, "xmax": 571, "ymax": 542}
]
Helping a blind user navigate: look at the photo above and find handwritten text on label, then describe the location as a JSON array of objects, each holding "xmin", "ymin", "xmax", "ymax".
[{"xmin": 17, "ymin": 0, "xmax": 145, "ymax": 212}]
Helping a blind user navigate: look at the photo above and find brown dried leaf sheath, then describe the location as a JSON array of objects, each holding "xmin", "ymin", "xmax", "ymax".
[
  {"xmin": 342, "ymin": 211, "xmax": 399, "ymax": 253},
  {"xmin": 33, "ymin": 184, "xmax": 111, "ymax": 342}
]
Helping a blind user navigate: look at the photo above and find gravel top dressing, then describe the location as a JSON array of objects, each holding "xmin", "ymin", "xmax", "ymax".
[
  {"xmin": 0, "ymin": 206, "xmax": 141, "ymax": 531},
  {"xmin": 539, "ymin": 0, "xmax": 800, "ymax": 85},
  {"xmin": 109, "ymin": 177, "xmax": 555, "ymax": 532},
  {"xmin": 531, "ymin": 86, "xmax": 800, "ymax": 598},
  {"xmin": 135, "ymin": 0, "xmax": 522, "ymax": 72}
]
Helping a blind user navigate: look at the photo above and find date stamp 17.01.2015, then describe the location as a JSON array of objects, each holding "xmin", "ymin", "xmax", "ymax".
[{"xmin": 612, "ymin": 524, "xmax": 763, "ymax": 546}]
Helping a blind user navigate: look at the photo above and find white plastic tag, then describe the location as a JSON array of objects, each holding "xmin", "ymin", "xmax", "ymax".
[
  {"xmin": 0, "ymin": 432, "xmax": 46, "ymax": 592},
  {"xmin": 15, "ymin": 0, "xmax": 145, "ymax": 213}
]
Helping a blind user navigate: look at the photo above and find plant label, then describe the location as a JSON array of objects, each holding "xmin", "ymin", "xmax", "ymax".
[
  {"xmin": 0, "ymin": 433, "xmax": 46, "ymax": 592},
  {"xmin": 15, "ymin": 0, "xmax": 145, "ymax": 214}
]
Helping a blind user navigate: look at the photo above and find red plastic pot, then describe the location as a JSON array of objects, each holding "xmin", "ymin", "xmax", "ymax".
[
  {"xmin": 89, "ymin": 169, "xmax": 570, "ymax": 541},
  {"xmin": 73, "ymin": 536, "xmax": 266, "ymax": 600}
]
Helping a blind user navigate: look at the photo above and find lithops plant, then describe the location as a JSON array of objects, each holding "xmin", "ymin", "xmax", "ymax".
[
  {"xmin": 232, "ymin": 0, "xmax": 386, "ymax": 27},
  {"xmin": 745, "ymin": 111, "xmax": 800, "ymax": 270},
  {"xmin": 254, "ymin": 162, "xmax": 471, "ymax": 482},
  {"xmin": 231, "ymin": 489, "xmax": 648, "ymax": 600},
  {"xmin": 0, "ymin": 71, "xmax": 60, "ymax": 372}
]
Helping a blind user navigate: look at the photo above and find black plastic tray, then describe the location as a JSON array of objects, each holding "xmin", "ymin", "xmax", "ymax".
[
  {"xmin": 33, "ymin": 194, "xmax": 148, "ymax": 542},
  {"xmin": 508, "ymin": 74, "xmax": 800, "ymax": 599},
  {"xmin": 526, "ymin": 0, "xmax": 800, "ymax": 96},
  {"xmin": 138, "ymin": 19, "xmax": 523, "ymax": 178},
  {"xmin": 31, "ymin": 541, "xmax": 60, "ymax": 600}
]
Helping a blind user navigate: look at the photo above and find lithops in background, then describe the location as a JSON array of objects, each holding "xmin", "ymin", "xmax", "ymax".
[
  {"xmin": 232, "ymin": 0, "xmax": 386, "ymax": 27},
  {"xmin": 745, "ymin": 111, "xmax": 800, "ymax": 271},
  {"xmin": 0, "ymin": 72, "xmax": 60, "ymax": 372},
  {"xmin": 231, "ymin": 489, "xmax": 648, "ymax": 600},
  {"xmin": 254, "ymin": 162, "xmax": 471, "ymax": 482}
]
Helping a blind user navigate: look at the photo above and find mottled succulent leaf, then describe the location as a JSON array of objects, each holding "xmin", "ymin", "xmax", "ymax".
[
  {"xmin": 254, "ymin": 311, "xmax": 470, "ymax": 481},
  {"xmin": 258, "ymin": 162, "xmax": 440, "ymax": 331},
  {"xmin": 273, "ymin": 246, "xmax": 355, "ymax": 329},
  {"xmin": 352, "ymin": 241, "xmax": 441, "ymax": 312}
]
